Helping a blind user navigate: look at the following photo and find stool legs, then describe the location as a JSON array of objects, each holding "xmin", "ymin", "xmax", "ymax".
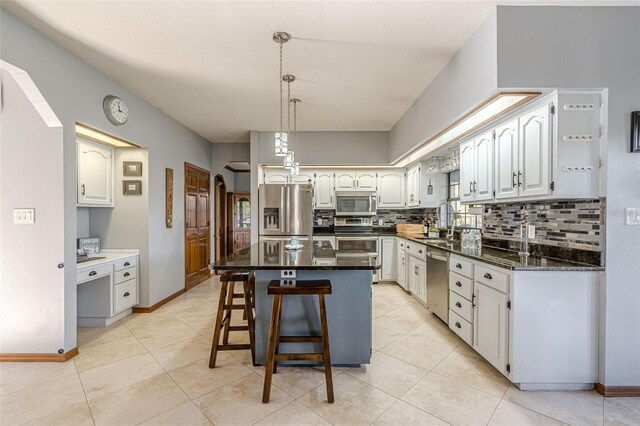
[
  {"xmin": 262, "ymin": 294, "xmax": 282, "ymax": 403},
  {"xmin": 209, "ymin": 281, "xmax": 228, "ymax": 368},
  {"xmin": 319, "ymin": 294, "xmax": 334, "ymax": 403},
  {"xmin": 243, "ymin": 276, "xmax": 256, "ymax": 366}
]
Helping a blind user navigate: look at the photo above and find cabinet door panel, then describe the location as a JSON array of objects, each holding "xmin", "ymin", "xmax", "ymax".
[
  {"xmin": 291, "ymin": 173, "xmax": 313, "ymax": 184},
  {"xmin": 77, "ymin": 140, "xmax": 113, "ymax": 206},
  {"xmin": 314, "ymin": 172, "xmax": 334, "ymax": 209},
  {"xmin": 459, "ymin": 141, "xmax": 475, "ymax": 202},
  {"xmin": 495, "ymin": 120, "xmax": 519, "ymax": 200},
  {"xmin": 335, "ymin": 172, "xmax": 356, "ymax": 191},
  {"xmin": 378, "ymin": 171, "xmax": 405, "ymax": 208},
  {"xmin": 380, "ymin": 237, "xmax": 397, "ymax": 281},
  {"xmin": 519, "ymin": 104, "xmax": 551, "ymax": 198},
  {"xmin": 264, "ymin": 171, "xmax": 290, "ymax": 184},
  {"xmin": 473, "ymin": 282, "xmax": 509, "ymax": 374},
  {"xmin": 474, "ymin": 132, "xmax": 494, "ymax": 201},
  {"xmin": 406, "ymin": 165, "xmax": 419, "ymax": 207},
  {"xmin": 356, "ymin": 172, "xmax": 377, "ymax": 191}
]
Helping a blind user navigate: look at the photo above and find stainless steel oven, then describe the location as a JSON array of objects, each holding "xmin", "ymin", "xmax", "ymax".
[
  {"xmin": 335, "ymin": 192, "xmax": 377, "ymax": 216},
  {"xmin": 335, "ymin": 235, "xmax": 379, "ymax": 283}
]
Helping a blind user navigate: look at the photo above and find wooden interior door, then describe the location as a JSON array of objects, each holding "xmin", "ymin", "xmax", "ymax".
[
  {"xmin": 214, "ymin": 175, "xmax": 227, "ymax": 262},
  {"xmin": 227, "ymin": 192, "xmax": 251, "ymax": 254},
  {"xmin": 185, "ymin": 163, "xmax": 211, "ymax": 290}
]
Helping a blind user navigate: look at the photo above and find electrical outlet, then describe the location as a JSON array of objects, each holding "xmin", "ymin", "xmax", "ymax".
[
  {"xmin": 13, "ymin": 208, "xmax": 35, "ymax": 224},
  {"xmin": 626, "ymin": 208, "xmax": 640, "ymax": 226},
  {"xmin": 280, "ymin": 269, "xmax": 296, "ymax": 279},
  {"xmin": 527, "ymin": 225, "xmax": 536, "ymax": 239}
]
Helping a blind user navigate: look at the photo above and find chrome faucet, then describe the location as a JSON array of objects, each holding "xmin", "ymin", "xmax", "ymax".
[{"xmin": 436, "ymin": 202, "xmax": 457, "ymax": 242}]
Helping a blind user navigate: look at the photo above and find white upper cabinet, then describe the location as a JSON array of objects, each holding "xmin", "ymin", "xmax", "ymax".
[
  {"xmin": 314, "ymin": 172, "xmax": 334, "ymax": 209},
  {"xmin": 519, "ymin": 104, "xmax": 551, "ymax": 198},
  {"xmin": 406, "ymin": 165, "xmax": 418, "ymax": 206},
  {"xmin": 474, "ymin": 132, "xmax": 494, "ymax": 201},
  {"xmin": 334, "ymin": 171, "xmax": 356, "ymax": 191},
  {"xmin": 494, "ymin": 119, "xmax": 520, "ymax": 200},
  {"xmin": 263, "ymin": 170, "xmax": 290, "ymax": 184},
  {"xmin": 459, "ymin": 141, "xmax": 476, "ymax": 203},
  {"xmin": 290, "ymin": 172, "xmax": 314, "ymax": 184},
  {"xmin": 407, "ymin": 163, "xmax": 443, "ymax": 208},
  {"xmin": 77, "ymin": 139, "xmax": 114, "ymax": 207},
  {"xmin": 355, "ymin": 171, "xmax": 377, "ymax": 191},
  {"xmin": 377, "ymin": 171, "xmax": 405, "ymax": 208}
]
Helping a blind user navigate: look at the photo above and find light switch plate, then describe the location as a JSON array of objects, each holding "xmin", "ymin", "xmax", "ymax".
[
  {"xmin": 13, "ymin": 208, "xmax": 35, "ymax": 224},
  {"xmin": 625, "ymin": 208, "xmax": 640, "ymax": 226}
]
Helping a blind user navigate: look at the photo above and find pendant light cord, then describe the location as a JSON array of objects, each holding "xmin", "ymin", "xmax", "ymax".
[
  {"xmin": 287, "ymin": 80, "xmax": 291, "ymax": 142},
  {"xmin": 279, "ymin": 40, "xmax": 283, "ymax": 135}
]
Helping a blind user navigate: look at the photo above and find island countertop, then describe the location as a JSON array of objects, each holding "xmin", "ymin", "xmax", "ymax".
[{"xmin": 212, "ymin": 240, "xmax": 380, "ymax": 271}]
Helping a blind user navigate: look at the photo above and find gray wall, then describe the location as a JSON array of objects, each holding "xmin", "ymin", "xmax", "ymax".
[
  {"xmin": 257, "ymin": 131, "xmax": 390, "ymax": 165},
  {"xmin": 389, "ymin": 10, "xmax": 498, "ymax": 162},
  {"xmin": 1, "ymin": 9, "xmax": 212, "ymax": 350},
  {"xmin": 496, "ymin": 6, "xmax": 640, "ymax": 387}
]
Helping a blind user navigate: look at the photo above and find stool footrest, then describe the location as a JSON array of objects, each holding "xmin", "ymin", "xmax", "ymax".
[
  {"xmin": 278, "ymin": 336, "xmax": 322, "ymax": 343},
  {"xmin": 228, "ymin": 325, "xmax": 249, "ymax": 332},
  {"xmin": 274, "ymin": 353, "xmax": 324, "ymax": 362},
  {"xmin": 217, "ymin": 344, "xmax": 252, "ymax": 351},
  {"xmin": 223, "ymin": 304, "xmax": 247, "ymax": 310}
]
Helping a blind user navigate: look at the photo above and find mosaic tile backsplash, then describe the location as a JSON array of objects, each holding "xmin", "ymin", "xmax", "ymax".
[
  {"xmin": 314, "ymin": 208, "xmax": 438, "ymax": 228},
  {"xmin": 482, "ymin": 199, "xmax": 604, "ymax": 252}
]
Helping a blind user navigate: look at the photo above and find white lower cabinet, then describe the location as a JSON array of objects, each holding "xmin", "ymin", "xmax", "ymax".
[
  {"xmin": 380, "ymin": 237, "xmax": 397, "ymax": 281},
  {"xmin": 397, "ymin": 240, "xmax": 408, "ymax": 290},
  {"xmin": 473, "ymin": 281, "xmax": 510, "ymax": 375},
  {"xmin": 408, "ymin": 254, "xmax": 427, "ymax": 306}
]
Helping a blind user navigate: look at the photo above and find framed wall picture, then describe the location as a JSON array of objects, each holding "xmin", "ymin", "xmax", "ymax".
[
  {"xmin": 123, "ymin": 180, "xmax": 142, "ymax": 195},
  {"xmin": 123, "ymin": 161, "xmax": 143, "ymax": 176},
  {"xmin": 632, "ymin": 111, "xmax": 640, "ymax": 153},
  {"xmin": 166, "ymin": 168, "xmax": 174, "ymax": 228}
]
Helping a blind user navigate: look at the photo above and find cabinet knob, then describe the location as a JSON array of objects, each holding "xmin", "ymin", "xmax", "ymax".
[
  {"xmin": 455, "ymin": 302, "xmax": 462, "ymax": 308},
  {"xmin": 124, "ymin": 262, "xmax": 130, "ymax": 267},
  {"xmin": 484, "ymin": 272, "xmax": 493, "ymax": 280},
  {"xmin": 455, "ymin": 263, "xmax": 462, "ymax": 269},
  {"xmin": 455, "ymin": 281, "xmax": 462, "ymax": 287},
  {"xmin": 89, "ymin": 271, "xmax": 97, "ymax": 276},
  {"xmin": 407, "ymin": 245, "xmax": 410, "ymax": 249},
  {"xmin": 124, "ymin": 272, "xmax": 130, "ymax": 277},
  {"xmin": 418, "ymin": 249, "xmax": 423, "ymax": 254},
  {"xmin": 455, "ymin": 322, "xmax": 462, "ymax": 329},
  {"xmin": 123, "ymin": 292, "xmax": 130, "ymax": 297}
]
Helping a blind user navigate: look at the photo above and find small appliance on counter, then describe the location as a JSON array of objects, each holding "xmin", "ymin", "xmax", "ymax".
[{"xmin": 77, "ymin": 237, "xmax": 105, "ymax": 263}]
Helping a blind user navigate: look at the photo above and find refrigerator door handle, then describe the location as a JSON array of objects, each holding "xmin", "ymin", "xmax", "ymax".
[
  {"xmin": 280, "ymin": 185, "xmax": 286, "ymax": 234},
  {"xmin": 286, "ymin": 185, "xmax": 291, "ymax": 235}
]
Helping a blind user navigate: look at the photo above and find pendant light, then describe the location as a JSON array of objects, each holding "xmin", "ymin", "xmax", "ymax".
[
  {"xmin": 290, "ymin": 98, "xmax": 301, "ymax": 176},
  {"xmin": 273, "ymin": 32, "xmax": 291, "ymax": 157},
  {"xmin": 283, "ymin": 74, "xmax": 296, "ymax": 169}
]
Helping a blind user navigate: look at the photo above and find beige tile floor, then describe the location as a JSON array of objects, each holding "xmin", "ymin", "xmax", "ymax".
[{"xmin": 1, "ymin": 278, "xmax": 638, "ymax": 426}]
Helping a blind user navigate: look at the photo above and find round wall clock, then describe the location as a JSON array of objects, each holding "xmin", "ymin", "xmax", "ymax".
[{"xmin": 103, "ymin": 95, "xmax": 129, "ymax": 125}]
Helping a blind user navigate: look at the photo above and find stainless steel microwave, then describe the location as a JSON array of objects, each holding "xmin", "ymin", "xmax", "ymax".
[{"xmin": 334, "ymin": 191, "xmax": 377, "ymax": 216}]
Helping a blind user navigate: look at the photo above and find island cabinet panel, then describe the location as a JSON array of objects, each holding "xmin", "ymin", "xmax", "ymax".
[
  {"xmin": 380, "ymin": 236, "xmax": 397, "ymax": 281},
  {"xmin": 253, "ymin": 269, "xmax": 373, "ymax": 365}
]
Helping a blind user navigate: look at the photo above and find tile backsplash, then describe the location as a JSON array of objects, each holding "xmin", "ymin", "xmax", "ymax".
[
  {"xmin": 483, "ymin": 198, "xmax": 604, "ymax": 251},
  {"xmin": 314, "ymin": 208, "xmax": 438, "ymax": 227}
]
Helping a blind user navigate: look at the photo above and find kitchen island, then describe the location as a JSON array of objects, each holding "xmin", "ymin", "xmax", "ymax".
[{"xmin": 213, "ymin": 240, "xmax": 380, "ymax": 366}]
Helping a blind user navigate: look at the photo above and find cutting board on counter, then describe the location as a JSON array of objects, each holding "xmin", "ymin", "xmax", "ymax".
[{"xmin": 396, "ymin": 224, "xmax": 424, "ymax": 234}]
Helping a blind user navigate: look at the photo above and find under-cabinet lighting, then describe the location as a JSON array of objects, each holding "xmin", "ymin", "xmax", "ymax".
[
  {"xmin": 393, "ymin": 92, "xmax": 540, "ymax": 168},
  {"xmin": 75, "ymin": 123, "xmax": 140, "ymax": 148}
]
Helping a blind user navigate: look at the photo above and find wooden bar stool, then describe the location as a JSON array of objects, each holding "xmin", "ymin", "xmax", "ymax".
[
  {"xmin": 209, "ymin": 271, "xmax": 256, "ymax": 368},
  {"xmin": 262, "ymin": 279, "xmax": 334, "ymax": 404}
]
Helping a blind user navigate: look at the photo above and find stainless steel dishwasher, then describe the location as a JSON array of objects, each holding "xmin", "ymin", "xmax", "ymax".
[{"xmin": 426, "ymin": 246, "xmax": 449, "ymax": 324}]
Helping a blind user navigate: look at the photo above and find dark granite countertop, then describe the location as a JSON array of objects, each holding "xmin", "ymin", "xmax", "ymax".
[
  {"xmin": 396, "ymin": 233, "xmax": 604, "ymax": 271},
  {"xmin": 212, "ymin": 240, "xmax": 380, "ymax": 271}
]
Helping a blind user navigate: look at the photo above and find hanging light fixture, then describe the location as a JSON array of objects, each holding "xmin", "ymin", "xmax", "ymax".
[
  {"xmin": 283, "ymin": 74, "xmax": 296, "ymax": 169},
  {"xmin": 273, "ymin": 32, "xmax": 291, "ymax": 157},
  {"xmin": 290, "ymin": 98, "xmax": 301, "ymax": 176}
]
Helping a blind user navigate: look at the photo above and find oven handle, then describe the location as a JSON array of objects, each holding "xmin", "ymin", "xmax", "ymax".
[{"xmin": 336, "ymin": 236, "xmax": 379, "ymax": 241}]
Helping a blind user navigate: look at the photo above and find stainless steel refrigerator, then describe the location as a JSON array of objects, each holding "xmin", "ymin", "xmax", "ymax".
[{"xmin": 258, "ymin": 183, "xmax": 313, "ymax": 240}]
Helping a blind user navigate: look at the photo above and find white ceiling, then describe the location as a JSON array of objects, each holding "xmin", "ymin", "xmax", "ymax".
[{"xmin": 4, "ymin": 1, "xmax": 638, "ymax": 143}]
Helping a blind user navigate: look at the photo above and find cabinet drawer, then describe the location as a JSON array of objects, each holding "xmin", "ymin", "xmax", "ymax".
[
  {"xmin": 449, "ymin": 271, "xmax": 473, "ymax": 300},
  {"xmin": 449, "ymin": 290, "xmax": 473, "ymax": 323},
  {"xmin": 449, "ymin": 255, "xmax": 473, "ymax": 278},
  {"xmin": 77, "ymin": 265, "xmax": 112, "ymax": 284},
  {"xmin": 115, "ymin": 267, "xmax": 136, "ymax": 284},
  {"xmin": 114, "ymin": 279, "xmax": 137, "ymax": 313},
  {"xmin": 475, "ymin": 264, "xmax": 510, "ymax": 294},
  {"xmin": 406, "ymin": 242, "xmax": 426, "ymax": 260},
  {"xmin": 114, "ymin": 257, "xmax": 137, "ymax": 271},
  {"xmin": 449, "ymin": 310, "xmax": 473, "ymax": 346}
]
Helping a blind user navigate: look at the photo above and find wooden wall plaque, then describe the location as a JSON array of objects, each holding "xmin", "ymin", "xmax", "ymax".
[{"xmin": 166, "ymin": 168, "xmax": 173, "ymax": 228}]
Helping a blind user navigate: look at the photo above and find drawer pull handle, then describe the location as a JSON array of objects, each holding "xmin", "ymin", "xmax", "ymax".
[
  {"xmin": 89, "ymin": 271, "xmax": 97, "ymax": 276},
  {"xmin": 456, "ymin": 263, "xmax": 462, "ymax": 269},
  {"xmin": 455, "ymin": 281, "xmax": 462, "ymax": 287},
  {"xmin": 455, "ymin": 322, "xmax": 461, "ymax": 329},
  {"xmin": 124, "ymin": 272, "xmax": 130, "ymax": 277},
  {"xmin": 124, "ymin": 262, "xmax": 130, "ymax": 267},
  {"xmin": 484, "ymin": 272, "xmax": 493, "ymax": 280},
  {"xmin": 455, "ymin": 302, "xmax": 462, "ymax": 308},
  {"xmin": 123, "ymin": 292, "xmax": 130, "ymax": 297},
  {"xmin": 407, "ymin": 245, "xmax": 410, "ymax": 249}
]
